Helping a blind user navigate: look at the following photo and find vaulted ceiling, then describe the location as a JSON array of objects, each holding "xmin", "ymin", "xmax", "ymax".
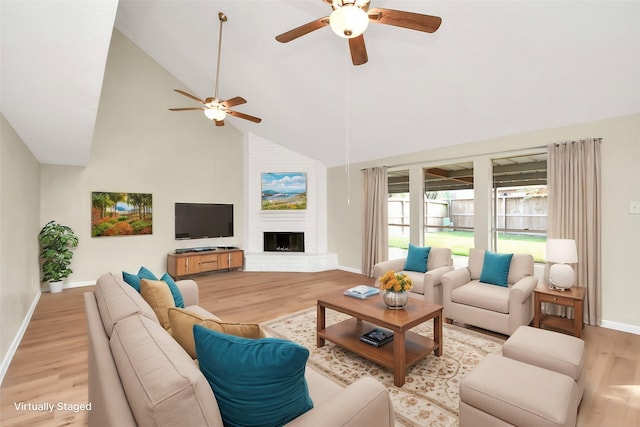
[{"xmin": 2, "ymin": 1, "xmax": 639, "ymax": 168}]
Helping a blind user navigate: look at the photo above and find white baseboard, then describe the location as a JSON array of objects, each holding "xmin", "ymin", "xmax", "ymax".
[
  {"xmin": 0, "ymin": 291, "xmax": 41, "ymax": 386},
  {"xmin": 337, "ymin": 265, "xmax": 362, "ymax": 274},
  {"xmin": 599, "ymin": 320, "xmax": 640, "ymax": 335},
  {"xmin": 42, "ymin": 280, "xmax": 96, "ymax": 292}
]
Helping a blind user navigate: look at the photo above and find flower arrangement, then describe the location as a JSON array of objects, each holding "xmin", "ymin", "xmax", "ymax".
[{"xmin": 379, "ymin": 270, "xmax": 412, "ymax": 293}]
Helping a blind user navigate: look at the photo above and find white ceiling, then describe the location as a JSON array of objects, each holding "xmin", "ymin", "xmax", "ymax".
[
  {"xmin": 1, "ymin": 0, "xmax": 118, "ymax": 166},
  {"xmin": 2, "ymin": 1, "xmax": 639, "ymax": 168}
]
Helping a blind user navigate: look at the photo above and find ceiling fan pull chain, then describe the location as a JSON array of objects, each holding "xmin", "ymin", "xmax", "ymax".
[{"xmin": 345, "ymin": 54, "xmax": 351, "ymax": 205}]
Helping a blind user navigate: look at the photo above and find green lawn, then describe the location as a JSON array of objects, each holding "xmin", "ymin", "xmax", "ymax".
[{"xmin": 389, "ymin": 231, "xmax": 546, "ymax": 262}]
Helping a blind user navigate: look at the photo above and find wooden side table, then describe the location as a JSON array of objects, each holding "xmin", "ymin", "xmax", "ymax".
[{"xmin": 533, "ymin": 285, "xmax": 585, "ymax": 338}]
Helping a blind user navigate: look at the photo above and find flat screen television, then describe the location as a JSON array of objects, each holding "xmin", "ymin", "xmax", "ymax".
[{"xmin": 175, "ymin": 203, "xmax": 234, "ymax": 239}]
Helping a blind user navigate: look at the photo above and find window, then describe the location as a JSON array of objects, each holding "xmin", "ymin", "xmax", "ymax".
[
  {"xmin": 387, "ymin": 170, "xmax": 410, "ymax": 259},
  {"xmin": 386, "ymin": 152, "xmax": 546, "ymax": 263},
  {"xmin": 423, "ymin": 162, "xmax": 474, "ymax": 257},
  {"xmin": 491, "ymin": 153, "xmax": 547, "ymax": 262}
]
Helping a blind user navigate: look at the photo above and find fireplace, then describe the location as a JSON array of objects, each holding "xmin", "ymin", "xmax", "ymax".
[{"xmin": 263, "ymin": 232, "xmax": 305, "ymax": 253}]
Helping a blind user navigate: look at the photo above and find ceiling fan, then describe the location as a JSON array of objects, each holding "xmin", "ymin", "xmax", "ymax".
[
  {"xmin": 170, "ymin": 12, "xmax": 261, "ymax": 126},
  {"xmin": 276, "ymin": 0, "xmax": 442, "ymax": 66}
]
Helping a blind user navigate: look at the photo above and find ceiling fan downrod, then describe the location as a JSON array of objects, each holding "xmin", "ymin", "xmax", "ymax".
[{"xmin": 214, "ymin": 12, "xmax": 227, "ymax": 101}]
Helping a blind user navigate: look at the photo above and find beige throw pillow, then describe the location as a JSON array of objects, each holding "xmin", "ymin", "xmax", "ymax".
[
  {"xmin": 140, "ymin": 279, "xmax": 176, "ymax": 331},
  {"xmin": 168, "ymin": 307, "xmax": 265, "ymax": 359}
]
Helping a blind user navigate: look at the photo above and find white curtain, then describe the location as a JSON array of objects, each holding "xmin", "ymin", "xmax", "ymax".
[
  {"xmin": 547, "ymin": 138, "xmax": 602, "ymax": 325},
  {"xmin": 362, "ymin": 167, "xmax": 388, "ymax": 277}
]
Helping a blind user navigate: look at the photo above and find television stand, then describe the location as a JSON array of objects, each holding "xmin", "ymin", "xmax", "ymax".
[{"xmin": 167, "ymin": 248, "xmax": 244, "ymax": 278}]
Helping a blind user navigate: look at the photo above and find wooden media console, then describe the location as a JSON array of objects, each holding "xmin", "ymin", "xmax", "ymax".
[{"xmin": 167, "ymin": 248, "xmax": 244, "ymax": 279}]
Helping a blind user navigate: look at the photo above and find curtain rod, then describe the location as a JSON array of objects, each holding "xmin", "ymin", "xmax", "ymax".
[{"xmin": 360, "ymin": 144, "xmax": 548, "ymax": 171}]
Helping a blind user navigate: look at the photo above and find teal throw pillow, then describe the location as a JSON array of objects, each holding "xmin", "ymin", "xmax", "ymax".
[
  {"xmin": 137, "ymin": 266, "xmax": 158, "ymax": 281},
  {"xmin": 122, "ymin": 271, "xmax": 141, "ymax": 292},
  {"xmin": 403, "ymin": 244, "xmax": 431, "ymax": 273},
  {"xmin": 479, "ymin": 251, "xmax": 513, "ymax": 287},
  {"xmin": 194, "ymin": 325, "xmax": 313, "ymax": 427},
  {"xmin": 123, "ymin": 267, "xmax": 184, "ymax": 308},
  {"xmin": 160, "ymin": 272, "xmax": 185, "ymax": 308}
]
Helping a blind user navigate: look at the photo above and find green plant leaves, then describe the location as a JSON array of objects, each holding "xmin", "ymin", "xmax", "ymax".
[{"xmin": 38, "ymin": 220, "xmax": 78, "ymax": 283}]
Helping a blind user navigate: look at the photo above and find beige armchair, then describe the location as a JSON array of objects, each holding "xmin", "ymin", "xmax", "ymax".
[
  {"xmin": 442, "ymin": 248, "xmax": 538, "ymax": 336},
  {"xmin": 373, "ymin": 247, "xmax": 454, "ymax": 305}
]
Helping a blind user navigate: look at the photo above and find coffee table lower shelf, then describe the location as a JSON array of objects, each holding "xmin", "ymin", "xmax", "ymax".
[{"xmin": 318, "ymin": 318, "xmax": 438, "ymax": 374}]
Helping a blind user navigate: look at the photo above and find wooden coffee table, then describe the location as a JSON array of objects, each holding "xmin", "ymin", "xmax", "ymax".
[{"xmin": 317, "ymin": 292, "xmax": 443, "ymax": 387}]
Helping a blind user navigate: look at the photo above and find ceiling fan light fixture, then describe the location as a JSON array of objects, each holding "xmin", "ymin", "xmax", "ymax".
[
  {"xmin": 170, "ymin": 12, "xmax": 261, "ymax": 125},
  {"xmin": 329, "ymin": 5, "xmax": 369, "ymax": 38},
  {"xmin": 204, "ymin": 108, "xmax": 226, "ymax": 121}
]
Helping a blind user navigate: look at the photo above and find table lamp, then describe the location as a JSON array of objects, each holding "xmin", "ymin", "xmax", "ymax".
[{"xmin": 546, "ymin": 239, "xmax": 578, "ymax": 290}]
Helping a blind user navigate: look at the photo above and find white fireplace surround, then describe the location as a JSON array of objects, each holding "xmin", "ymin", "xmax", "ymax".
[{"xmin": 244, "ymin": 133, "xmax": 338, "ymax": 272}]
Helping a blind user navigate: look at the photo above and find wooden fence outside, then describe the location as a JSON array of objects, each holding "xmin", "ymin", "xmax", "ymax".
[{"xmin": 389, "ymin": 195, "xmax": 547, "ymax": 234}]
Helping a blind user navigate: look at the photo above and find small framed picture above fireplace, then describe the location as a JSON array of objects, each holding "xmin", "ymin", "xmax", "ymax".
[{"xmin": 261, "ymin": 172, "xmax": 307, "ymax": 210}]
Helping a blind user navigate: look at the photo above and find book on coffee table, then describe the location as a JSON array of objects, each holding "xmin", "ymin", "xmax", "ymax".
[
  {"xmin": 344, "ymin": 285, "xmax": 380, "ymax": 300},
  {"xmin": 359, "ymin": 328, "xmax": 394, "ymax": 347}
]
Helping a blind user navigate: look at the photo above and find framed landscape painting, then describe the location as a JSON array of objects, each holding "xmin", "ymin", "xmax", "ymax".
[
  {"xmin": 261, "ymin": 172, "xmax": 307, "ymax": 210},
  {"xmin": 91, "ymin": 192, "xmax": 153, "ymax": 237}
]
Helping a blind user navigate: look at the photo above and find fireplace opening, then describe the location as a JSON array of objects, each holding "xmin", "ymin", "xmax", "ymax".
[{"xmin": 263, "ymin": 232, "xmax": 305, "ymax": 253}]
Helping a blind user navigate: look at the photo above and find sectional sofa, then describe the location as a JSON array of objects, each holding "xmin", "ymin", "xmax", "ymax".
[{"xmin": 84, "ymin": 272, "xmax": 394, "ymax": 426}]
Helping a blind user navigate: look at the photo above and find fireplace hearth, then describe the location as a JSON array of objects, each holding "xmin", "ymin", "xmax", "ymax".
[{"xmin": 263, "ymin": 232, "xmax": 305, "ymax": 253}]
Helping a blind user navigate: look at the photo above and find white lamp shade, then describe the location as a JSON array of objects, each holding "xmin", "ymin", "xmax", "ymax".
[
  {"xmin": 329, "ymin": 6, "xmax": 369, "ymax": 38},
  {"xmin": 546, "ymin": 239, "xmax": 578, "ymax": 263},
  {"xmin": 204, "ymin": 108, "xmax": 226, "ymax": 121}
]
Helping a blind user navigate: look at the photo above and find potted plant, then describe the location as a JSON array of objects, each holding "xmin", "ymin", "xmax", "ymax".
[{"xmin": 38, "ymin": 220, "xmax": 79, "ymax": 293}]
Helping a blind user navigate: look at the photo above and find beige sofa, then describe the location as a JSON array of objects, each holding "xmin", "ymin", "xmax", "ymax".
[
  {"xmin": 442, "ymin": 248, "xmax": 537, "ymax": 336},
  {"xmin": 373, "ymin": 247, "xmax": 454, "ymax": 304},
  {"xmin": 84, "ymin": 272, "xmax": 394, "ymax": 427}
]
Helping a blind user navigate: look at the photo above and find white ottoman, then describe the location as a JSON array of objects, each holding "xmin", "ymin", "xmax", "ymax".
[
  {"xmin": 460, "ymin": 353, "xmax": 578, "ymax": 427},
  {"xmin": 503, "ymin": 326, "xmax": 585, "ymax": 402}
]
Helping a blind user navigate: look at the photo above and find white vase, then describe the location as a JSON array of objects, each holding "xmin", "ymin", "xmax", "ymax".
[{"xmin": 49, "ymin": 280, "xmax": 64, "ymax": 293}]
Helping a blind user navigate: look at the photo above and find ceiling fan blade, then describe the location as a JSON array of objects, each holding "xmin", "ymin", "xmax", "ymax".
[
  {"xmin": 214, "ymin": 119, "xmax": 225, "ymax": 126},
  {"xmin": 368, "ymin": 8, "xmax": 442, "ymax": 33},
  {"xmin": 173, "ymin": 89, "xmax": 206, "ymax": 104},
  {"xmin": 227, "ymin": 110, "xmax": 262, "ymax": 123},
  {"xmin": 275, "ymin": 17, "xmax": 329, "ymax": 43},
  {"xmin": 348, "ymin": 35, "xmax": 368, "ymax": 66},
  {"xmin": 169, "ymin": 107, "xmax": 206, "ymax": 111},
  {"xmin": 220, "ymin": 96, "xmax": 247, "ymax": 108}
]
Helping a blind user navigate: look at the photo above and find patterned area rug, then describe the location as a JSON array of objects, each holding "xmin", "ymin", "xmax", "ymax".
[{"xmin": 261, "ymin": 307, "xmax": 505, "ymax": 427}]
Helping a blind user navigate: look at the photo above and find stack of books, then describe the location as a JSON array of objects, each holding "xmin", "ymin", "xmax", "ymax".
[
  {"xmin": 359, "ymin": 328, "xmax": 394, "ymax": 347},
  {"xmin": 343, "ymin": 285, "xmax": 380, "ymax": 300}
]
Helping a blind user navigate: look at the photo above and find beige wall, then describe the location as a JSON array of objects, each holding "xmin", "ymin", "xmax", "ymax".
[
  {"xmin": 39, "ymin": 29, "xmax": 244, "ymax": 283},
  {"xmin": 328, "ymin": 114, "xmax": 640, "ymax": 329},
  {"xmin": 0, "ymin": 114, "xmax": 41, "ymax": 367}
]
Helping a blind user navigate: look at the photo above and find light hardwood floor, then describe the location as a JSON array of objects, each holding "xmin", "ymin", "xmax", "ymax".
[{"xmin": 1, "ymin": 270, "xmax": 638, "ymax": 426}]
